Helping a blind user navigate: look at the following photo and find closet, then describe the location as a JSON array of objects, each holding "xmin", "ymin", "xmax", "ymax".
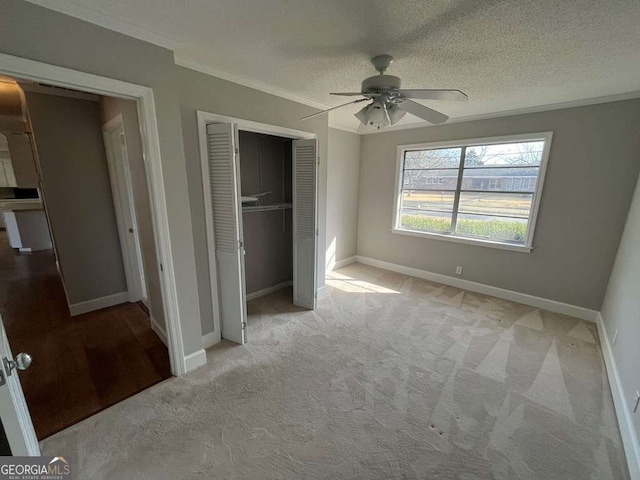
[
  {"xmin": 205, "ymin": 122, "xmax": 318, "ymax": 345},
  {"xmin": 239, "ymin": 131, "xmax": 293, "ymax": 299}
]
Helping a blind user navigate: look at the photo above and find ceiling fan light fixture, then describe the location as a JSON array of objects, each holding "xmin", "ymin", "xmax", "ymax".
[
  {"xmin": 354, "ymin": 100, "xmax": 391, "ymax": 130},
  {"xmin": 387, "ymin": 104, "xmax": 406, "ymax": 125},
  {"xmin": 354, "ymin": 104, "xmax": 370, "ymax": 125}
]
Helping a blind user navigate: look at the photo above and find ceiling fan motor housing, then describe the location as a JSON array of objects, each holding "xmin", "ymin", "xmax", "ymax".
[{"xmin": 361, "ymin": 74, "xmax": 402, "ymax": 99}]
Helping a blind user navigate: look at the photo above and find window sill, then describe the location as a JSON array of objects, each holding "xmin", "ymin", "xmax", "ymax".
[{"xmin": 391, "ymin": 228, "xmax": 533, "ymax": 253}]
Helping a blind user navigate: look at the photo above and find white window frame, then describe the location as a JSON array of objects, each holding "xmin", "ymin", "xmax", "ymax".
[{"xmin": 392, "ymin": 132, "xmax": 553, "ymax": 253}]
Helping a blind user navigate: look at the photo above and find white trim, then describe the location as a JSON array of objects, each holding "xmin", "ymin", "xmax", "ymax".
[
  {"xmin": 246, "ymin": 281, "xmax": 293, "ymax": 301},
  {"xmin": 150, "ymin": 316, "xmax": 168, "ymax": 347},
  {"xmin": 596, "ymin": 313, "xmax": 640, "ymax": 479},
  {"xmin": 177, "ymin": 57, "xmax": 330, "ymax": 111},
  {"xmin": 356, "ymin": 256, "xmax": 599, "ymax": 322},
  {"xmin": 316, "ymin": 285, "xmax": 327, "ymax": 300},
  {"xmin": 198, "ymin": 111, "xmax": 315, "ymax": 140},
  {"xmin": 327, "ymin": 255, "xmax": 357, "ymax": 272},
  {"xmin": 197, "ymin": 110, "xmax": 318, "ymax": 346},
  {"xmin": 392, "ymin": 132, "xmax": 553, "ymax": 252},
  {"xmin": 103, "ymin": 113, "xmax": 148, "ymax": 304},
  {"xmin": 69, "ymin": 291, "xmax": 129, "ymax": 316},
  {"xmin": 0, "ymin": 52, "xmax": 187, "ymax": 375},
  {"xmin": 183, "ymin": 348, "xmax": 207, "ymax": 373},
  {"xmin": 391, "ymin": 228, "xmax": 532, "ymax": 253},
  {"xmin": 359, "ymin": 90, "xmax": 640, "ymax": 135},
  {"xmin": 24, "ymin": 0, "xmax": 180, "ymax": 50},
  {"xmin": 202, "ymin": 331, "xmax": 218, "ymax": 350}
]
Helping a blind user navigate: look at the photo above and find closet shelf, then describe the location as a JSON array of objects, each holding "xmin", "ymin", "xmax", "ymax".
[{"xmin": 242, "ymin": 203, "xmax": 292, "ymax": 213}]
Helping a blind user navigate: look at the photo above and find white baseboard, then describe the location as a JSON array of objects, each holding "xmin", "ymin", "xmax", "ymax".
[
  {"xmin": 356, "ymin": 256, "xmax": 599, "ymax": 322},
  {"xmin": 150, "ymin": 316, "xmax": 168, "ymax": 346},
  {"xmin": 202, "ymin": 331, "xmax": 220, "ymax": 350},
  {"xmin": 246, "ymin": 281, "xmax": 292, "ymax": 301},
  {"xmin": 69, "ymin": 291, "xmax": 129, "ymax": 316},
  {"xmin": 327, "ymin": 255, "xmax": 357, "ymax": 272},
  {"xmin": 597, "ymin": 313, "xmax": 640, "ymax": 479},
  {"xmin": 184, "ymin": 348, "xmax": 207, "ymax": 373}
]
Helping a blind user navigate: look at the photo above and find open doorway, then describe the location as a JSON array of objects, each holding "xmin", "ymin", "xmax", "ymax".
[{"xmin": 0, "ymin": 77, "xmax": 170, "ymax": 440}]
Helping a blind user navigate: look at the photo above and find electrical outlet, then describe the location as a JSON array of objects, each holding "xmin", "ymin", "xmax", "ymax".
[
  {"xmin": 613, "ymin": 329, "xmax": 619, "ymax": 345},
  {"xmin": 455, "ymin": 266, "xmax": 463, "ymax": 275},
  {"xmin": 634, "ymin": 391, "xmax": 640, "ymax": 414}
]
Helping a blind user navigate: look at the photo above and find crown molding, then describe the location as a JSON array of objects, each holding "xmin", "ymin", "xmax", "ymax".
[
  {"xmin": 358, "ymin": 90, "xmax": 640, "ymax": 135},
  {"xmin": 175, "ymin": 56, "xmax": 331, "ymax": 112},
  {"xmin": 25, "ymin": 0, "xmax": 181, "ymax": 50},
  {"xmin": 328, "ymin": 121, "xmax": 359, "ymax": 134}
]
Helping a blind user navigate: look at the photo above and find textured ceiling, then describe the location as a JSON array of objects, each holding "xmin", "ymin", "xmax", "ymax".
[{"xmin": 26, "ymin": 0, "xmax": 640, "ymax": 131}]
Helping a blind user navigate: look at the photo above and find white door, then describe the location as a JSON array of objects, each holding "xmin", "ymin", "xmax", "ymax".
[
  {"xmin": 292, "ymin": 139, "xmax": 318, "ymax": 309},
  {"xmin": 0, "ymin": 314, "xmax": 39, "ymax": 456},
  {"xmin": 103, "ymin": 115, "xmax": 148, "ymax": 305},
  {"xmin": 207, "ymin": 123, "xmax": 247, "ymax": 344}
]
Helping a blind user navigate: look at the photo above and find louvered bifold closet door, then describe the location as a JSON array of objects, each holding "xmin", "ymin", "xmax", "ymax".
[
  {"xmin": 293, "ymin": 138, "xmax": 318, "ymax": 309},
  {"xmin": 206, "ymin": 123, "xmax": 247, "ymax": 344}
]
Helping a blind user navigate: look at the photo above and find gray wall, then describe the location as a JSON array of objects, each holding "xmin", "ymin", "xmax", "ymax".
[
  {"xmin": 327, "ymin": 128, "xmax": 361, "ymax": 269},
  {"xmin": 176, "ymin": 65, "xmax": 328, "ymax": 337},
  {"xmin": 26, "ymin": 91, "xmax": 127, "ymax": 304},
  {"xmin": 358, "ymin": 100, "xmax": 640, "ymax": 310},
  {"xmin": 1, "ymin": 0, "xmax": 223, "ymax": 356},
  {"xmin": 101, "ymin": 97, "xmax": 166, "ymax": 330},
  {"xmin": 600, "ymin": 171, "xmax": 640, "ymax": 440}
]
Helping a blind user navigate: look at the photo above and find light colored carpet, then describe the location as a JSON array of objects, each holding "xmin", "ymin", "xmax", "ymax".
[{"xmin": 41, "ymin": 263, "xmax": 629, "ymax": 479}]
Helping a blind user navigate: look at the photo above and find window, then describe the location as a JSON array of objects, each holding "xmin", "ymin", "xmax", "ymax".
[{"xmin": 392, "ymin": 133, "xmax": 552, "ymax": 252}]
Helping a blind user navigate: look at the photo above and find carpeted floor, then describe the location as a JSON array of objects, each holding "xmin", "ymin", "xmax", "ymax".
[{"xmin": 41, "ymin": 263, "xmax": 629, "ymax": 479}]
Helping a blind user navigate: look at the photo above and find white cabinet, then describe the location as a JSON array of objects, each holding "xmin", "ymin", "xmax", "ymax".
[{"xmin": 2, "ymin": 211, "xmax": 52, "ymax": 252}]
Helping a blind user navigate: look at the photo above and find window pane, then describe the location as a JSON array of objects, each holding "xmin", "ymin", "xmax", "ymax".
[
  {"xmin": 401, "ymin": 211, "xmax": 452, "ymax": 233},
  {"xmin": 464, "ymin": 141, "xmax": 544, "ymax": 168},
  {"xmin": 461, "ymin": 167, "xmax": 539, "ymax": 192},
  {"xmin": 458, "ymin": 192, "xmax": 533, "ymax": 218},
  {"xmin": 455, "ymin": 214, "xmax": 528, "ymax": 243},
  {"xmin": 402, "ymin": 168, "xmax": 459, "ymax": 191},
  {"xmin": 400, "ymin": 190, "xmax": 455, "ymax": 214},
  {"xmin": 404, "ymin": 147, "xmax": 462, "ymax": 169}
]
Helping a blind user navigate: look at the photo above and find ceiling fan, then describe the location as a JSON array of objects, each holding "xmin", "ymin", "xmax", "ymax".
[{"xmin": 301, "ymin": 55, "xmax": 468, "ymax": 130}]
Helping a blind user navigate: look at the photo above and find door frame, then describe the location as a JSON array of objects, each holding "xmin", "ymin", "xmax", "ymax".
[
  {"xmin": 0, "ymin": 52, "xmax": 188, "ymax": 380},
  {"xmin": 102, "ymin": 113, "xmax": 149, "ymax": 305},
  {"xmin": 197, "ymin": 110, "xmax": 315, "ymax": 346}
]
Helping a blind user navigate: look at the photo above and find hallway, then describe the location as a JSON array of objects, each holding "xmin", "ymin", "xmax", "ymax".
[{"xmin": 0, "ymin": 230, "xmax": 171, "ymax": 439}]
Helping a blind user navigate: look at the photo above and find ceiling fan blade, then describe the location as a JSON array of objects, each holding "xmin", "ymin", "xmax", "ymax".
[
  {"xmin": 300, "ymin": 98, "xmax": 369, "ymax": 120},
  {"xmin": 399, "ymin": 100, "xmax": 449, "ymax": 124},
  {"xmin": 400, "ymin": 89, "xmax": 468, "ymax": 101},
  {"xmin": 330, "ymin": 92, "xmax": 381, "ymax": 97}
]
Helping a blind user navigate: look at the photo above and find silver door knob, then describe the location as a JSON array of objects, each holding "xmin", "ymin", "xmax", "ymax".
[
  {"xmin": 3, "ymin": 352, "xmax": 32, "ymax": 376},
  {"xmin": 15, "ymin": 352, "xmax": 32, "ymax": 370}
]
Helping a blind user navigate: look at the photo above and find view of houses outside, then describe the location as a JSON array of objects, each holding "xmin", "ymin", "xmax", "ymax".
[{"xmin": 399, "ymin": 141, "xmax": 544, "ymax": 244}]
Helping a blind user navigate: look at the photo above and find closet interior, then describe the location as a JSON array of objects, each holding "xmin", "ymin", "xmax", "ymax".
[{"xmin": 239, "ymin": 131, "xmax": 294, "ymax": 302}]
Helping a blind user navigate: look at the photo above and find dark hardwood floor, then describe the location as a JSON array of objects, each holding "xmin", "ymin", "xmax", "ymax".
[{"xmin": 0, "ymin": 230, "xmax": 171, "ymax": 440}]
